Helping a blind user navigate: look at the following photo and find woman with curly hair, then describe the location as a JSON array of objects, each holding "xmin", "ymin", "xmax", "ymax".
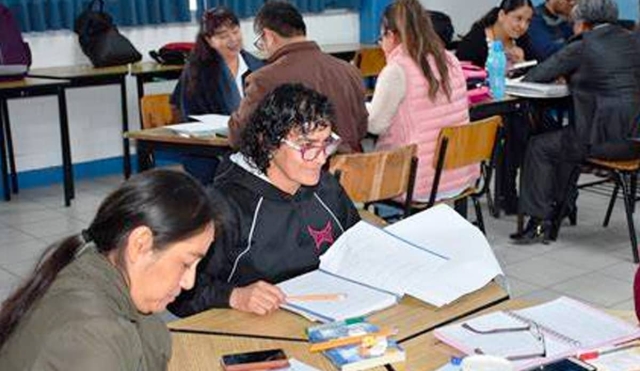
[{"xmin": 168, "ymin": 84, "xmax": 360, "ymax": 317}]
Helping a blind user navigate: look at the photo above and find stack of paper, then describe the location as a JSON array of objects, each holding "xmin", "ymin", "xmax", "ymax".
[
  {"xmin": 506, "ymin": 78, "xmax": 569, "ymax": 98},
  {"xmin": 166, "ymin": 114, "xmax": 229, "ymax": 137}
]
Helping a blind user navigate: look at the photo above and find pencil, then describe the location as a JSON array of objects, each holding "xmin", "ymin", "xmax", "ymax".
[
  {"xmin": 286, "ymin": 293, "xmax": 347, "ymax": 302},
  {"xmin": 309, "ymin": 327, "xmax": 397, "ymax": 352}
]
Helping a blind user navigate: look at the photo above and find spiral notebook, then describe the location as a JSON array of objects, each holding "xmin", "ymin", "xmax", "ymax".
[{"xmin": 434, "ymin": 297, "xmax": 640, "ymax": 370}]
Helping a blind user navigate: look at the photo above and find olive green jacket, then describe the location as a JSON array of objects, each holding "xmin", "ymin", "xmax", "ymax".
[{"xmin": 0, "ymin": 245, "xmax": 171, "ymax": 371}]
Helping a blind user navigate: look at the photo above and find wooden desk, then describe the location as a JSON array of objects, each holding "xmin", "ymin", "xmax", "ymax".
[
  {"xmin": 169, "ymin": 332, "xmax": 387, "ymax": 371},
  {"xmin": 28, "ymin": 65, "xmax": 133, "ymax": 178},
  {"xmin": 125, "ymin": 127, "xmax": 230, "ymax": 171},
  {"xmin": 169, "ymin": 281, "xmax": 508, "ymax": 343},
  {"xmin": 0, "ymin": 78, "xmax": 72, "ymax": 205},
  {"xmin": 321, "ymin": 43, "xmax": 378, "ymax": 62}
]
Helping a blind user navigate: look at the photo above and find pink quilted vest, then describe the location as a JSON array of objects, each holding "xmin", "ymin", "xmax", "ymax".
[{"xmin": 375, "ymin": 46, "xmax": 480, "ymax": 201}]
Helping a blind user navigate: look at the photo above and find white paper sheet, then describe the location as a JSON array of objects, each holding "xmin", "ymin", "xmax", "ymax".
[
  {"xmin": 384, "ymin": 204, "xmax": 504, "ymax": 306},
  {"xmin": 505, "ymin": 79, "xmax": 569, "ymax": 98}
]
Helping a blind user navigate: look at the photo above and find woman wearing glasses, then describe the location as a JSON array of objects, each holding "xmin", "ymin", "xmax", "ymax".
[
  {"xmin": 168, "ymin": 84, "xmax": 360, "ymax": 317},
  {"xmin": 170, "ymin": 7, "xmax": 263, "ymax": 185},
  {"xmin": 369, "ymin": 0, "xmax": 478, "ymax": 203}
]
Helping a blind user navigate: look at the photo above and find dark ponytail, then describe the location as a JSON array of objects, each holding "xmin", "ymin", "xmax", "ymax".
[
  {"xmin": 477, "ymin": 0, "xmax": 534, "ymax": 28},
  {"xmin": 0, "ymin": 169, "xmax": 214, "ymax": 349}
]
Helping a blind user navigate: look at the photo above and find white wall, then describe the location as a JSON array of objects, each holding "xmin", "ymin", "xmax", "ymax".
[
  {"xmin": 420, "ymin": 0, "xmax": 497, "ymax": 36},
  {"xmin": 11, "ymin": 11, "xmax": 359, "ymax": 172}
]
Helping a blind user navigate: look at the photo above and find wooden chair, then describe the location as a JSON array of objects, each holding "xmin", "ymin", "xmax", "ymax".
[
  {"xmin": 577, "ymin": 158, "xmax": 640, "ymax": 263},
  {"xmin": 140, "ymin": 93, "xmax": 176, "ymax": 129},
  {"xmin": 352, "ymin": 47, "xmax": 386, "ymax": 97},
  {"xmin": 329, "ymin": 144, "xmax": 418, "ymax": 219},
  {"xmin": 417, "ymin": 116, "xmax": 502, "ymax": 234}
]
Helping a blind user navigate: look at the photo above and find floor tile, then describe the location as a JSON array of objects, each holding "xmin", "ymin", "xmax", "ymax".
[
  {"xmin": 506, "ymin": 277, "xmax": 542, "ymax": 298},
  {"xmin": 503, "ymin": 256, "xmax": 589, "ymax": 288},
  {"xmin": 550, "ymin": 272, "xmax": 633, "ymax": 307},
  {"xmin": 540, "ymin": 246, "xmax": 623, "ymax": 271},
  {"xmin": 598, "ymin": 261, "xmax": 639, "ymax": 283},
  {"xmin": 14, "ymin": 218, "xmax": 85, "ymax": 239}
]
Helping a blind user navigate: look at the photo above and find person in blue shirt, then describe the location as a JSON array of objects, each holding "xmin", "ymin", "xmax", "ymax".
[
  {"xmin": 170, "ymin": 7, "xmax": 263, "ymax": 185},
  {"xmin": 527, "ymin": 0, "xmax": 575, "ymax": 61}
]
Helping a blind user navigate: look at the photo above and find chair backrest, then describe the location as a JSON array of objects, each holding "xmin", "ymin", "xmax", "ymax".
[
  {"xmin": 433, "ymin": 115, "xmax": 502, "ymax": 170},
  {"xmin": 352, "ymin": 47, "xmax": 386, "ymax": 78},
  {"xmin": 140, "ymin": 93, "xmax": 175, "ymax": 129},
  {"xmin": 329, "ymin": 144, "xmax": 417, "ymax": 204}
]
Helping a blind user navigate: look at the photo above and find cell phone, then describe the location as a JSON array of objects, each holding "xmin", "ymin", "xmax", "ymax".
[
  {"xmin": 220, "ymin": 349, "xmax": 289, "ymax": 371},
  {"xmin": 537, "ymin": 358, "xmax": 596, "ymax": 371}
]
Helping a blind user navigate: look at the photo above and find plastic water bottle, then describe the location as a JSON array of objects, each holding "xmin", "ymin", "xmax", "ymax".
[{"xmin": 485, "ymin": 40, "xmax": 507, "ymax": 100}]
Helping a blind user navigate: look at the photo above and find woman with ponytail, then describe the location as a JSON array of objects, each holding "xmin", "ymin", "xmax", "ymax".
[
  {"xmin": 457, "ymin": 0, "xmax": 535, "ymax": 67},
  {"xmin": 368, "ymin": 0, "xmax": 479, "ymax": 202},
  {"xmin": 171, "ymin": 6, "xmax": 263, "ymax": 185},
  {"xmin": 0, "ymin": 170, "xmax": 215, "ymax": 371}
]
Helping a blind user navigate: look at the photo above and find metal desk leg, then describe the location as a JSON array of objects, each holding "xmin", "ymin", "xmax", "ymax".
[
  {"xmin": 120, "ymin": 76, "xmax": 131, "ymax": 179},
  {"xmin": 0, "ymin": 99, "xmax": 10, "ymax": 201},
  {"xmin": 57, "ymin": 87, "xmax": 73, "ymax": 206},
  {"xmin": 136, "ymin": 140, "xmax": 155, "ymax": 172},
  {"xmin": 1, "ymin": 99, "xmax": 18, "ymax": 194}
]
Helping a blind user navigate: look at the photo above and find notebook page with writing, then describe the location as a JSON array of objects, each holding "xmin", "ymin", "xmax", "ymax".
[
  {"xmin": 187, "ymin": 114, "xmax": 230, "ymax": 136},
  {"xmin": 384, "ymin": 205, "xmax": 504, "ymax": 306},
  {"xmin": 319, "ymin": 221, "xmax": 448, "ymax": 303},
  {"xmin": 514, "ymin": 297, "xmax": 640, "ymax": 350},
  {"xmin": 277, "ymin": 270, "xmax": 398, "ymax": 322}
]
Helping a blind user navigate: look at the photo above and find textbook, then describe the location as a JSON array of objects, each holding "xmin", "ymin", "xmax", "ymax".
[
  {"xmin": 434, "ymin": 296, "xmax": 640, "ymax": 370},
  {"xmin": 307, "ymin": 321, "xmax": 405, "ymax": 371},
  {"xmin": 278, "ymin": 205, "xmax": 505, "ymax": 322},
  {"xmin": 505, "ymin": 78, "xmax": 569, "ymax": 98}
]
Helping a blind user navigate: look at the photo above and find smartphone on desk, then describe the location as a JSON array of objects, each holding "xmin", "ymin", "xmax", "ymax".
[
  {"xmin": 536, "ymin": 358, "xmax": 596, "ymax": 371},
  {"xmin": 220, "ymin": 349, "xmax": 289, "ymax": 371}
]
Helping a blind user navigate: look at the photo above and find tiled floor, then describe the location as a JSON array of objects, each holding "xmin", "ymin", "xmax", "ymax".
[{"xmin": 0, "ymin": 173, "xmax": 638, "ymax": 312}]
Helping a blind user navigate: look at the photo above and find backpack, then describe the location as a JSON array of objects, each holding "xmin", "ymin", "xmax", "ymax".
[
  {"xmin": 0, "ymin": 5, "xmax": 32, "ymax": 81},
  {"xmin": 149, "ymin": 42, "xmax": 195, "ymax": 65},
  {"xmin": 73, "ymin": 0, "xmax": 142, "ymax": 67},
  {"xmin": 460, "ymin": 62, "xmax": 491, "ymax": 104},
  {"xmin": 430, "ymin": 11, "xmax": 455, "ymax": 50}
]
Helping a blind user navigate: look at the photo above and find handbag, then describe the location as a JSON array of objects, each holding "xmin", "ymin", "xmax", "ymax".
[
  {"xmin": 149, "ymin": 42, "xmax": 195, "ymax": 65},
  {"xmin": 73, "ymin": 0, "xmax": 142, "ymax": 67}
]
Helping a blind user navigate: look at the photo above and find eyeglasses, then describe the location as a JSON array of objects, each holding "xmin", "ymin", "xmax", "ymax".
[
  {"xmin": 462, "ymin": 319, "xmax": 547, "ymax": 361},
  {"xmin": 253, "ymin": 32, "xmax": 265, "ymax": 51},
  {"xmin": 281, "ymin": 132, "xmax": 341, "ymax": 161}
]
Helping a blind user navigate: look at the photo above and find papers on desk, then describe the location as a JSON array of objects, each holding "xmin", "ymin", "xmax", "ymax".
[
  {"xmin": 585, "ymin": 342, "xmax": 640, "ymax": 371},
  {"xmin": 505, "ymin": 78, "xmax": 569, "ymax": 98},
  {"xmin": 281, "ymin": 359, "xmax": 322, "ymax": 371},
  {"xmin": 166, "ymin": 114, "xmax": 229, "ymax": 138},
  {"xmin": 278, "ymin": 205, "xmax": 504, "ymax": 322},
  {"xmin": 434, "ymin": 297, "xmax": 640, "ymax": 370}
]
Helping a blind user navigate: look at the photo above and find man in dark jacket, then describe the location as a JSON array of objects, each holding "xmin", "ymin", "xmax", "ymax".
[
  {"xmin": 227, "ymin": 1, "xmax": 368, "ymax": 153},
  {"xmin": 527, "ymin": 0, "xmax": 575, "ymax": 61},
  {"xmin": 170, "ymin": 84, "xmax": 360, "ymax": 317},
  {"xmin": 513, "ymin": 0, "xmax": 640, "ymax": 244}
]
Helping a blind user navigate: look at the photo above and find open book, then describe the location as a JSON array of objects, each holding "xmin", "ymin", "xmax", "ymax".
[
  {"xmin": 506, "ymin": 78, "xmax": 569, "ymax": 98},
  {"xmin": 166, "ymin": 114, "xmax": 229, "ymax": 138},
  {"xmin": 434, "ymin": 296, "xmax": 640, "ymax": 370},
  {"xmin": 278, "ymin": 205, "xmax": 505, "ymax": 322}
]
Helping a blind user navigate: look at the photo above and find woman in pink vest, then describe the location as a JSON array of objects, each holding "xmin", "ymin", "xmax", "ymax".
[{"xmin": 368, "ymin": 0, "xmax": 479, "ymax": 202}]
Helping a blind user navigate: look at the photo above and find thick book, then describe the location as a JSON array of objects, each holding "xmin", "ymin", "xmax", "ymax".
[
  {"xmin": 434, "ymin": 296, "xmax": 640, "ymax": 370},
  {"xmin": 307, "ymin": 321, "xmax": 405, "ymax": 371},
  {"xmin": 166, "ymin": 114, "xmax": 229, "ymax": 138},
  {"xmin": 277, "ymin": 205, "xmax": 505, "ymax": 322}
]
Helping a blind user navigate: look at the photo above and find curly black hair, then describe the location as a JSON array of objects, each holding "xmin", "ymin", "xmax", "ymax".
[{"xmin": 240, "ymin": 83, "xmax": 336, "ymax": 173}]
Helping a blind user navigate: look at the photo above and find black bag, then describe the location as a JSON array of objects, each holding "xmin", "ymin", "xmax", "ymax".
[
  {"xmin": 430, "ymin": 11, "xmax": 455, "ymax": 50},
  {"xmin": 74, "ymin": 0, "xmax": 142, "ymax": 67}
]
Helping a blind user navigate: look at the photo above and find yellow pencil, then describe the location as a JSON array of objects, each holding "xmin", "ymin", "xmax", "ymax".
[
  {"xmin": 309, "ymin": 327, "xmax": 397, "ymax": 352},
  {"xmin": 286, "ymin": 293, "xmax": 347, "ymax": 302}
]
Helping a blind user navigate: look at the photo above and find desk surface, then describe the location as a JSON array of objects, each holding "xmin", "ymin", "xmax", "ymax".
[
  {"xmin": 169, "ymin": 281, "xmax": 507, "ymax": 342},
  {"xmin": 29, "ymin": 64, "xmax": 129, "ymax": 79},
  {"xmin": 125, "ymin": 127, "xmax": 230, "ymax": 148},
  {"xmin": 169, "ymin": 332, "xmax": 388, "ymax": 371},
  {"xmin": 0, "ymin": 77, "xmax": 70, "ymax": 90},
  {"xmin": 130, "ymin": 61, "xmax": 184, "ymax": 76}
]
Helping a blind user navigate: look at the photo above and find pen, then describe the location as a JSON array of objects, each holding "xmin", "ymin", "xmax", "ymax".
[
  {"xmin": 309, "ymin": 327, "xmax": 397, "ymax": 352},
  {"xmin": 578, "ymin": 342, "xmax": 640, "ymax": 361},
  {"xmin": 286, "ymin": 293, "xmax": 347, "ymax": 302}
]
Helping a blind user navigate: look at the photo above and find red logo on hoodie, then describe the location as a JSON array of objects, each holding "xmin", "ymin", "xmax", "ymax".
[{"xmin": 307, "ymin": 222, "xmax": 334, "ymax": 253}]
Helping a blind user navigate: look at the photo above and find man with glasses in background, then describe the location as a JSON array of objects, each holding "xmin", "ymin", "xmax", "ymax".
[
  {"xmin": 169, "ymin": 84, "xmax": 360, "ymax": 318},
  {"xmin": 527, "ymin": 0, "xmax": 576, "ymax": 61},
  {"xmin": 227, "ymin": 1, "xmax": 368, "ymax": 153}
]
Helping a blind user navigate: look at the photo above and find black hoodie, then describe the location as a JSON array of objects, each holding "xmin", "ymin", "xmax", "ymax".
[{"xmin": 169, "ymin": 155, "xmax": 360, "ymax": 317}]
